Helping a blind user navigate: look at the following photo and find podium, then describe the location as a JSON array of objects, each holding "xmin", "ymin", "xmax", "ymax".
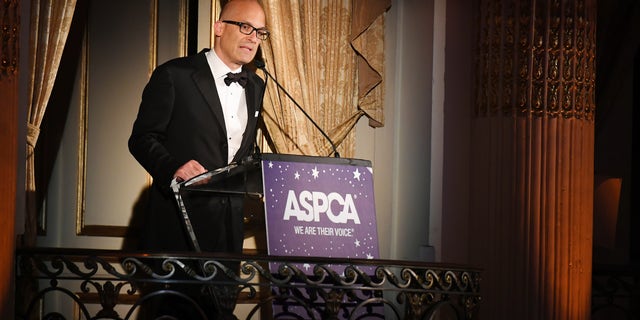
[
  {"xmin": 172, "ymin": 153, "xmax": 379, "ymax": 260},
  {"xmin": 172, "ymin": 153, "xmax": 382, "ymax": 319}
]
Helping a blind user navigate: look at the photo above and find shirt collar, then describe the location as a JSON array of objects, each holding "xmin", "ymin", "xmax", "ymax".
[{"xmin": 205, "ymin": 50, "xmax": 243, "ymax": 80}]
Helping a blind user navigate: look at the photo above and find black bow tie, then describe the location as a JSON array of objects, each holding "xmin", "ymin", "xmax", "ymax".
[{"xmin": 224, "ymin": 70, "xmax": 248, "ymax": 87}]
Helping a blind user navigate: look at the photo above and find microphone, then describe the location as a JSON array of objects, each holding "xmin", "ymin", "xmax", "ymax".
[{"xmin": 254, "ymin": 59, "xmax": 340, "ymax": 158}]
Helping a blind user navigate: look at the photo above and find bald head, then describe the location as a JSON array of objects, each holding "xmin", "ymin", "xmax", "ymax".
[{"xmin": 220, "ymin": 0, "xmax": 265, "ymax": 22}]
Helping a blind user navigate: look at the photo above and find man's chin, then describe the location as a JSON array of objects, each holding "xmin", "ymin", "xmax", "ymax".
[
  {"xmin": 242, "ymin": 59, "xmax": 256, "ymax": 66},
  {"xmin": 238, "ymin": 54, "xmax": 257, "ymax": 65}
]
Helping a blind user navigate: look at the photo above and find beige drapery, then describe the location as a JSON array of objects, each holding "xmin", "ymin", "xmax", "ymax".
[
  {"xmin": 258, "ymin": 0, "xmax": 389, "ymax": 157},
  {"xmin": 24, "ymin": 0, "xmax": 76, "ymax": 246}
]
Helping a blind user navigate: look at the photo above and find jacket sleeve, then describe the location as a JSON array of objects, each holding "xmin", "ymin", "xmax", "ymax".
[{"xmin": 128, "ymin": 63, "xmax": 183, "ymax": 193}]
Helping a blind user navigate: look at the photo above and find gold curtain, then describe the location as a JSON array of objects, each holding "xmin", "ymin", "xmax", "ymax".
[
  {"xmin": 24, "ymin": 0, "xmax": 76, "ymax": 246},
  {"xmin": 258, "ymin": 0, "xmax": 389, "ymax": 157}
]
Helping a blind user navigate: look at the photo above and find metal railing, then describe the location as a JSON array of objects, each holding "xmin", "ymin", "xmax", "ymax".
[
  {"xmin": 15, "ymin": 247, "xmax": 482, "ymax": 320},
  {"xmin": 591, "ymin": 263, "xmax": 640, "ymax": 320}
]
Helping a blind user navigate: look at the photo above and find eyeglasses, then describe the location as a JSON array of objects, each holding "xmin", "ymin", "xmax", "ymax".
[{"xmin": 222, "ymin": 20, "xmax": 270, "ymax": 40}]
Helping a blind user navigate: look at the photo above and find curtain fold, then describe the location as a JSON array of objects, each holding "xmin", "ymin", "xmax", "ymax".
[
  {"xmin": 259, "ymin": 0, "xmax": 389, "ymax": 157},
  {"xmin": 351, "ymin": 0, "xmax": 389, "ymax": 128},
  {"xmin": 24, "ymin": 0, "xmax": 76, "ymax": 246}
]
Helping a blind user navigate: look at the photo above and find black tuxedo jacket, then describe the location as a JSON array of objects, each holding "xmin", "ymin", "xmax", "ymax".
[{"xmin": 128, "ymin": 49, "xmax": 264, "ymax": 252}]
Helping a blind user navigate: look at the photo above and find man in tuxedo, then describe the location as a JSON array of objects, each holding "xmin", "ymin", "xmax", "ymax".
[{"xmin": 128, "ymin": 0, "xmax": 268, "ymax": 318}]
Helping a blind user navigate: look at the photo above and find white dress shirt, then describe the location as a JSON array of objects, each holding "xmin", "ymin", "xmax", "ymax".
[{"xmin": 205, "ymin": 50, "xmax": 248, "ymax": 164}]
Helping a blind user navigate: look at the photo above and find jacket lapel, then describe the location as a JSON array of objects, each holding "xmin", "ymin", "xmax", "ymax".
[
  {"xmin": 236, "ymin": 74, "xmax": 262, "ymax": 160},
  {"xmin": 192, "ymin": 53, "xmax": 227, "ymax": 135}
]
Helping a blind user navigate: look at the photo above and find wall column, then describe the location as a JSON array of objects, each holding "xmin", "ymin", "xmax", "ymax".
[
  {"xmin": 470, "ymin": 0, "xmax": 595, "ymax": 319},
  {"xmin": 0, "ymin": 0, "xmax": 19, "ymax": 318}
]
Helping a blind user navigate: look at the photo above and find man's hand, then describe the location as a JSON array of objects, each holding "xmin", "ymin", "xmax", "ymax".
[{"xmin": 173, "ymin": 160, "xmax": 206, "ymax": 182}]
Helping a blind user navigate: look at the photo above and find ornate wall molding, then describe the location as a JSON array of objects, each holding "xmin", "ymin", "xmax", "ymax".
[
  {"xmin": 475, "ymin": 0, "xmax": 596, "ymax": 120},
  {"xmin": 1, "ymin": 0, "xmax": 19, "ymax": 78}
]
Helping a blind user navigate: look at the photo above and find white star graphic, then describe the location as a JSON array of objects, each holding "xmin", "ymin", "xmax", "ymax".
[
  {"xmin": 311, "ymin": 167, "xmax": 319, "ymax": 179},
  {"xmin": 353, "ymin": 168, "xmax": 361, "ymax": 181},
  {"xmin": 354, "ymin": 239, "xmax": 360, "ymax": 247},
  {"xmin": 294, "ymin": 171, "xmax": 300, "ymax": 180},
  {"xmin": 268, "ymin": 161, "xmax": 274, "ymax": 168}
]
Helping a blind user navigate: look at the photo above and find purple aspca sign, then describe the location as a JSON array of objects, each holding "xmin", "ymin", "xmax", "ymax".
[
  {"xmin": 261, "ymin": 156, "xmax": 379, "ymax": 266},
  {"xmin": 260, "ymin": 154, "xmax": 383, "ymax": 319}
]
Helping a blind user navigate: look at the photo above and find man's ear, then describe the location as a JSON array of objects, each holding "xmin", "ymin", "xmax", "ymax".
[{"xmin": 213, "ymin": 20, "xmax": 224, "ymax": 37}]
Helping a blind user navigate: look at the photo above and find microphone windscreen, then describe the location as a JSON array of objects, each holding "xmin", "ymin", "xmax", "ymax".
[{"xmin": 254, "ymin": 59, "xmax": 266, "ymax": 69}]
